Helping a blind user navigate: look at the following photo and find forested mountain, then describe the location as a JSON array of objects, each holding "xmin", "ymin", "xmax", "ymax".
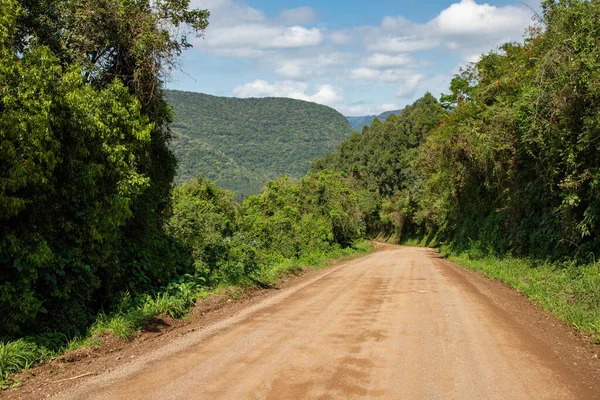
[
  {"xmin": 345, "ymin": 109, "xmax": 403, "ymax": 131},
  {"xmin": 166, "ymin": 90, "xmax": 353, "ymax": 197}
]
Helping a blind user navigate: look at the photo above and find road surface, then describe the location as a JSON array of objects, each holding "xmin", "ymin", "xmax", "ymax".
[{"xmin": 57, "ymin": 246, "xmax": 598, "ymax": 399}]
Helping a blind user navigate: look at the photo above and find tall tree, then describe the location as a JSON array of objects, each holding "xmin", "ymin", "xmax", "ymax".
[{"xmin": 0, "ymin": 0, "xmax": 209, "ymax": 337}]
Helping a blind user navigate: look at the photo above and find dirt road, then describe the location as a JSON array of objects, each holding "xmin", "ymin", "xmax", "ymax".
[{"xmin": 55, "ymin": 246, "xmax": 599, "ymax": 399}]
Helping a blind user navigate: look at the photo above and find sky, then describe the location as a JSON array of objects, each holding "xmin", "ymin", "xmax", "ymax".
[{"xmin": 167, "ymin": 0, "xmax": 540, "ymax": 116}]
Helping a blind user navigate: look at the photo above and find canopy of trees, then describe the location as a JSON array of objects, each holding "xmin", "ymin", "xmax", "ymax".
[
  {"xmin": 167, "ymin": 172, "xmax": 371, "ymax": 288},
  {"xmin": 315, "ymin": 0, "xmax": 600, "ymax": 262},
  {"xmin": 0, "ymin": 0, "xmax": 208, "ymax": 337},
  {"xmin": 416, "ymin": 0, "xmax": 600, "ymax": 259}
]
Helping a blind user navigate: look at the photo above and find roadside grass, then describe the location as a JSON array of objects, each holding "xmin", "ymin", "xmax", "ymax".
[
  {"xmin": 438, "ymin": 246, "xmax": 600, "ymax": 341},
  {"xmin": 400, "ymin": 233, "xmax": 440, "ymax": 248},
  {"xmin": 0, "ymin": 340, "xmax": 45, "ymax": 388},
  {"xmin": 0, "ymin": 241, "xmax": 374, "ymax": 388}
]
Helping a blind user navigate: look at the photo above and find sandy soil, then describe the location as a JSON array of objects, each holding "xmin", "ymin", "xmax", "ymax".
[{"xmin": 4, "ymin": 245, "xmax": 600, "ymax": 399}]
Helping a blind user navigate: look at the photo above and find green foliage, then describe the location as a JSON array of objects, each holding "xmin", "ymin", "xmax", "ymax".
[
  {"xmin": 314, "ymin": 94, "xmax": 445, "ymax": 196},
  {"xmin": 239, "ymin": 171, "xmax": 368, "ymax": 263},
  {"xmin": 0, "ymin": 340, "xmax": 40, "ymax": 382},
  {"xmin": 91, "ymin": 280, "xmax": 202, "ymax": 339},
  {"xmin": 0, "ymin": 32, "xmax": 153, "ymax": 336},
  {"xmin": 166, "ymin": 90, "xmax": 353, "ymax": 198},
  {"xmin": 167, "ymin": 171, "xmax": 369, "ymax": 287},
  {"xmin": 416, "ymin": 0, "xmax": 600, "ymax": 260},
  {"xmin": 313, "ymin": 1, "xmax": 600, "ymax": 263},
  {"xmin": 312, "ymin": 93, "xmax": 447, "ymax": 240},
  {"xmin": 168, "ymin": 178, "xmax": 237, "ymax": 263},
  {"xmin": 167, "ymin": 183, "xmax": 259, "ymax": 286},
  {"xmin": 0, "ymin": 0, "xmax": 208, "ymax": 338}
]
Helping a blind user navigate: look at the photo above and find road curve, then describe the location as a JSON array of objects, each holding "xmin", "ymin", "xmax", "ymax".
[{"xmin": 57, "ymin": 246, "xmax": 597, "ymax": 399}]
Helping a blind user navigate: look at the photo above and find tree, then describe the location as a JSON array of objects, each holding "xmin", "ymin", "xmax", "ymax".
[{"xmin": 0, "ymin": 0, "xmax": 209, "ymax": 337}]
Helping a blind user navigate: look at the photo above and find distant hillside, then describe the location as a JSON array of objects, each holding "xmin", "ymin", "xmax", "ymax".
[
  {"xmin": 166, "ymin": 90, "xmax": 353, "ymax": 197},
  {"xmin": 346, "ymin": 109, "xmax": 403, "ymax": 131}
]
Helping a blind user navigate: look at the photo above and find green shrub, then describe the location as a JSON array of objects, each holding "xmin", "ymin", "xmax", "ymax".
[{"xmin": 0, "ymin": 340, "xmax": 41, "ymax": 381}]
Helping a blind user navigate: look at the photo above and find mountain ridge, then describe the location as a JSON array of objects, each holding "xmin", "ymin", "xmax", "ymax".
[
  {"xmin": 166, "ymin": 90, "xmax": 353, "ymax": 198},
  {"xmin": 346, "ymin": 109, "xmax": 404, "ymax": 131}
]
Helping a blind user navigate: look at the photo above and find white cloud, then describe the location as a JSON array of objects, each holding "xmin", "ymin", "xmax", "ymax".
[
  {"xmin": 365, "ymin": 53, "xmax": 413, "ymax": 68},
  {"xmin": 275, "ymin": 53, "xmax": 350, "ymax": 80},
  {"xmin": 350, "ymin": 68, "xmax": 416, "ymax": 83},
  {"xmin": 369, "ymin": 37, "xmax": 440, "ymax": 53},
  {"xmin": 381, "ymin": 16, "xmax": 414, "ymax": 31},
  {"xmin": 279, "ymin": 7, "xmax": 317, "ymax": 25},
  {"xmin": 202, "ymin": 25, "xmax": 322, "ymax": 50},
  {"xmin": 190, "ymin": 0, "xmax": 265, "ymax": 24},
  {"xmin": 363, "ymin": 0, "xmax": 532, "ymax": 56},
  {"xmin": 233, "ymin": 80, "xmax": 342, "ymax": 107},
  {"xmin": 275, "ymin": 61, "xmax": 306, "ymax": 80},
  {"xmin": 329, "ymin": 31, "xmax": 353, "ymax": 45},
  {"xmin": 211, "ymin": 47, "xmax": 266, "ymax": 58},
  {"xmin": 340, "ymin": 103, "xmax": 401, "ymax": 117},
  {"xmin": 396, "ymin": 74, "xmax": 424, "ymax": 98},
  {"xmin": 270, "ymin": 26, "xmax": 322, "ymax": 48},
  {"xmin": 465, "ymin": 53, "xmax": 483, "ymax": 63},
  {"xmin": 433, "ymin": 0, "xmax": 531, "ymax": 37},
  {"xmin": 190, "ymin": 1, "xmax": 322, "ymax": 55}
]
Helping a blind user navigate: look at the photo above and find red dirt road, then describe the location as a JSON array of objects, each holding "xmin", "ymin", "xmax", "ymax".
[{"xmin": 53, "ymin": 246, "xmax": 599, "ymax": 399}]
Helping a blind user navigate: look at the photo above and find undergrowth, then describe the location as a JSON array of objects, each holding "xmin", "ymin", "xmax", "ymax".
[{"xmin": 0, "ymin": 340, "xmax": 44, "ymax": 388}]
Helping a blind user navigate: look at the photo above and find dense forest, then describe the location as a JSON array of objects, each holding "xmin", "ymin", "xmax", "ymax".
[
  {"xmin": 315, "ymin": 0, "xmax": 600, "ymax": 261},
  {"xmin": 346, "ymin": 109, "xmax": 404, "ymax": 132},
  {"xmin": 1, "ymin": 0, "xmax": 600, "ymax": 385},
  {"xmin": 0, "ymin": 0, "xmax": 211, "ymax": 336},
  {"xmin": 166, "ymin": 90, "xmax": 353, "ymax": 197}
]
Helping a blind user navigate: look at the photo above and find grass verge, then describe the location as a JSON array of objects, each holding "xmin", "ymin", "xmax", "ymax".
[{"xmin": 0, "ymin": 241, "xmax": 374, "ymax": 388}]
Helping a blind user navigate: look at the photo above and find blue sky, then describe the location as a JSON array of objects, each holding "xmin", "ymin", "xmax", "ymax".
[{"xmin": 168, "ymin": 0, "xmax": 539, "ymax": 116}]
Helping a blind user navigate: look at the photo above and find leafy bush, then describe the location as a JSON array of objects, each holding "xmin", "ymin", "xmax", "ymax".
[
  {"xmin": 238, "ymin": 171, "xmax": 368, "ymax": 264},
  {"xmin": 415, "ymin": 0, "xmax": 600, "ymax": 260}
]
